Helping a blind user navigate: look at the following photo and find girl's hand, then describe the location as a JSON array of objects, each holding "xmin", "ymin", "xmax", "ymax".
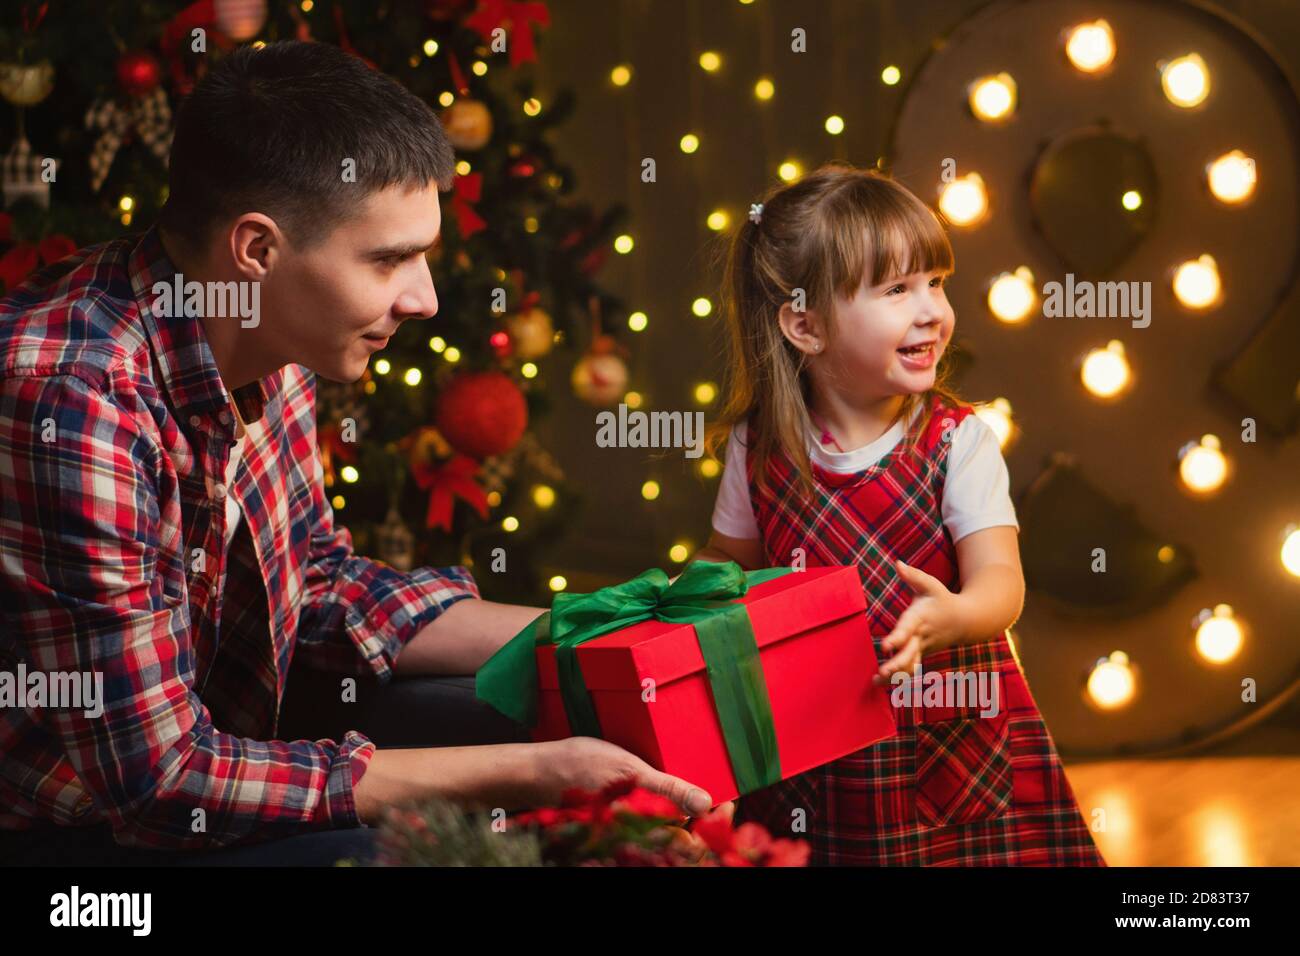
[{"xmin": 873, "ymin": 560, "xmax": 968, "ymax": 685}]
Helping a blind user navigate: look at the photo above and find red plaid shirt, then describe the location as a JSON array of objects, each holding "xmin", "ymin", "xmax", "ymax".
[{"xmin": 0, "ymin": 226, "xmax": 480, "ymax": 849}]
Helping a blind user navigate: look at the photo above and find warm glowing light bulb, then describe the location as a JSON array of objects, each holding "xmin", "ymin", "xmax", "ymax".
[
  {"xmin": 669, "ymin": 542, "xmax": 691, "ymax": 563},
  {"xmin": 974, "ymin": 398, "xmax": 1015, "ymax": 449},
  {"xmin": 624, "ymin": 391, "xmax": 643, "ymax": 409},
  {"xmin": 778, "ymin": 160, "xmax": 802, "ymax": 182},
  {"xmin": 968, "ymin": 73, "xmax": 1017, "ymax": 122},
  {"xmin": 610, "ymin": 64, "xmax": 632, "ymax": 87},
  {"xmin": 1081, "ymin": 341, "xmax": 1131, "ymax": 398},
  {"xmin": 429, "ymin": 336, "xmax": 446, "ymax": 352},
  {"xmin": 699, "ymin": 459, "xmax": 721, "ymax": 478},
  {"xmin": 614, "ymin": 234, "xmax": 634, "ymax": 254},
  {"xmin": 331, "ymin": 494, "xmax": 345, "ymax": 509},
  {"xmin": 423, "ymin": 39, "xmax": 439, "ymax": 57},
  {"xmin": 549, "ymin": 575, "xmax": 568, "ymax": 592},
  {"xmin": 694, "ymin": 382, "xmax": 717, "ymax": 404},
  {"xmin": 1065, "ymin": 20, "xmax": 1116, "ymax": 73},
  {"xmin": 706, "ymin": 210, "xmax": 730, "ymax": 231},
  {"xmin": 523, "ymin": 97, "xmax": 542, "ymax": 116},
  {"xmin": 1195, "ymin": 605, "xmax": 1243, "ymax": 663},
  {"xmin": 532, "ymin": 484, "xmax": 556, "ymax": 509},
  {"xmin": 1087, "ymin": 652, "xmax": 1136, "ymax": 710},
  {"xmin": 1282, "ymin": 527, "xmax": 1300, "ymax": 576},
  {"xmin": 987, "ymin": 267, "xmax": 1036, "ymax": 323},
  {"xmin": 754, "ymin": 77, "xmax": 775, "ymax": 100},
  {"xmin": 521, "ymin": 362, "xmax": 538, "ymax": 378},
  {"xmin": 641, "ymin": 480, "xmax": 661, "ymax": 501},
  {"xmin": 692, "ymin": 297, "xmax": 713, "ymax": 318},
  {"xmin": 1121, "ymin": 190, "xmax": 1142, "ymax": 210},
  {"xmin": 1162, "ymin": 53, "xmax": 1210, "ymax": 108},
  {"xmin": 373, "ymin": 358, "xmax": 391, "ymax": 375},
  {"xmin": 1207, "ymin": 150, "xmax": 1256, "ymax": 204},
  {"xmin": 502, "ymin": 515, "xmax": 519, "ymax": 532},
  {"xmin": 1172, "ymin": 254, "xmax": 1221, "ymax": 309},
  {"xmin": 699, "ymin": 51, "xmax": 722, "ymax": 73},
  {"xmin": 403, "ymin": 368, "xmax": 422, "ymax": 386},
  {"xmin": 824, "ymin": 114, "xmax": 845, "ymax": 135},
  {"xmin": 679, "ymin": 133, "xmax": 700, "ymax": 154},
  {"xmin": 938, "ymin": 172, "xmax": 988, "ymax": 227},
  {"xmin": 1178, "ymin": 435, "xmax": 1228, "ymax": 493},
  {"xmin": 881, "ymin": 65, "xmax": 901, "ymax": 85},
  {"xmin": 443, "ymin": 346, "xmax": 461, "ymax": 363},
  {"xmin": 627, "ymin": 311, "xmax": 648, "ymax": 331},
  {"xmin": 340, "ymin": 466, "xmax": 359, "ymax": 484}
]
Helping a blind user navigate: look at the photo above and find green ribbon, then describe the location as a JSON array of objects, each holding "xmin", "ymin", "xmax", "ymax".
[{"xmin": 476, "ymin": 560, "xmax": 792, "ymax": 795}]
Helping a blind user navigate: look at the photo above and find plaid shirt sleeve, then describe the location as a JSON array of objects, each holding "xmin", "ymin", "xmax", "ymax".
[
  {"xmin": 0, "ymin": 370, "xmax": 375, "ymax": 849},
  {"xmin": 292, "ymin": 372, "xmax": 481, "ymax": 682}
]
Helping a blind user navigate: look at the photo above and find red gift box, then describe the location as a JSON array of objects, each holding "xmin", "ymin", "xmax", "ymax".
[{"xmin": 530, "ymin": 565, "xmax": 897, "ymax": 806}]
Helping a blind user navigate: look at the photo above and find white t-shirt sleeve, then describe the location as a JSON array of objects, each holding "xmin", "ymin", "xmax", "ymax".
[
  {"xmin": 942, "ymin": 414, "xmax": 1020, "ymax": 544},
  {"xmin": 710, "ymin": 421, "xmax": 761, "ymax": 540}
]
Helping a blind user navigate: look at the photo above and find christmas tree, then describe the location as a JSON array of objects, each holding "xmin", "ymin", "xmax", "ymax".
[{"xmin": 0, "ymin": 0, "xmax": 632, "ymax": 603}]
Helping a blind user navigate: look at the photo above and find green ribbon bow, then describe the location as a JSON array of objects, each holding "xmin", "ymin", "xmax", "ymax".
[{"xmin": 476, "ymin": 560, "xmax": 792, "ymax": 795}]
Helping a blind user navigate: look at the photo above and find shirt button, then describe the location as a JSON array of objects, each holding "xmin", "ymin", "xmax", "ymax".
[
  {"xmin": 189, "ymin": 414, "xmax": 202, "ymax": 427},
  {"xmin": 219, "ymin": 410, "xmax": 232, "ymax": 425},
  {"xmin": 212, "ymin": 483, "xmax": 228, "ymax": 500}
]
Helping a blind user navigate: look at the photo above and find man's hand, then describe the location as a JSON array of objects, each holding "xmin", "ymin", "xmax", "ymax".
[{"xmin": 532, "ymin": 737, "xmax": 713, "ymax": 817}]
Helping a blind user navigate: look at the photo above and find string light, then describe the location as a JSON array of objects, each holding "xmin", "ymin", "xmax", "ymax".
[
  {"xmin": 627, "ymin": 311, "xmax": 649, "ymax": 331},
  {"xmin": 973, "ymin": 398, "xmax": 1016, "ymax": 449},
  {"xmin": 532, "ymin": 484, "xmax": 556, "ymax": 508},
  {"xmin": 669, "ymin": 541, "xmax": 692, "ymax": 563},
  {"xmin": 614, "ymin": 234, "xmax": 634, "ymax": 253},
  {"xmin": 1207, "ymin": 150, "xmax": 1256, "ymax": 204},
  {"xmin": 698, "ymin": 459, "xmax": 721, "ymax": 478},
  {"xmin": 340, "ymin": 466, "xmax": 359, "ymax": 484},
  {"xmin": 373, "ymin": 358, "xmax": 392, "ymax": 375},
  {"xmin": 880, "ymin": 65, "xmax": 901, "ymax": 85},
  {"xmin": 429, "ymin": 336, "xmax": 446, "ymax": 352},
  {"xmin": 471, "ymin": 60, "xmax": 488, "ymax": 76},
  {"xmin": 549, "ymin": 575, "xmax": 568, "ymax": 592},
  {"xmin": 444, "ymin": 346, "xmax": 462, "ymax": 363},
  {"xmin": 523, "ymin": 97, "xmax": 542, "ymax": 116},
  {"xmin": 1178, "ymin": 435, "xmax": 1228, "ymax": 494},
  {"xmin": 521, "ymin": 362, "xmax": 539, "ymax": 378},
  {"xmin": 778, "ymin": 160, "xmax": 803, "ymax": 182},
  {"xmin": 1172, "ymin": 254, "xmax": 1221, "ymax": 309},
  {"xmin": 698, "ymin": 51, "xmax": 722, "ymax": 73},
  {"xmin": 692, "ymin": 297, "xmax": 713, "ymax": 317},
  {"xmin": 1194, "ymin": 605, "xmax": 1244, "ymax": 664},
  {"xmin": 938, "ymin": 172, "xmax": 988, "ymax": 227},
  {"xmin": 968, "ymin": 73, "xmax": 1017, "ymax": 122},
  {"xmin": 1161, "ymin": 53, "xmax": 1210, "ymax": 108},
  {"xmin": 679, "ymin": 133, "xmax": 700, "ymax": 154},
  {"xmin": 403, "ymin": 368, "xmax": 422, "ymax": 386},
  {"xmin": 1121, "ymin": 190, "xmax": 1142, "ymax": 210},
  {"xmin": 423, "ymin": 39, "xmax": 439, "ymax": 57},
  {"xmin": 754, "ymin": 77, "xmax": 775, "ymax": 100},
  {"xmin": 502, "ymin": 515, "xmax": 519, "ymax": 532},
  {"xmin": 1065, "ymin": 19, "xmax": 1115, "ymax": 73},
  {"xmin": 987, "ymin": 267, "xmax": 1037, "ymax": 323},
  {"xmin": 624, "ymin": 391, "xmax": 643, "ymax": 409},
  {"xmin": 824, "ymin": 115, "xmax": 845, "ymax": 135},
  {"xmin": 693, "ymin": 382, "xmax": 717, "ymax": 404},
  {"xmin": 1081, "ymin": 341, "xmax": 1131, "ymax": 398},
  {"xmin": 456, "ymin": 160, "xmax": 472, "ymax": 176},
  {"xmin": 1086, "ymin": 651, "xmax": 1137, "ymax": 710},
  {"xmin": 706, "ymin": 210, "xmax": 730, "ymax": 231},
  {"xmin": 118, "ymin": 195, "xmax": 134, "ymax": 212},
  {"xmin": 641, "ymin": 480, "xmax": 661, "ymax": 501},
  {"xmin": 438, "ymin": 91, "xmax": 455, "ymax": 107},
  {"xmin": 487, "ymin": 490, "xmax": 502, "ymax": 507},
  {"xmin": 331, "ymin": 494, "xmax": 346, "ymax": 509},
  {"xmin": 524, "ymin": 216, "xmax": 539, "ymax": 233},
  {"xmin": 1281, "ymin": 526, "xmax": 1300, "ymax": 577},
  {"xmin": 610, "ymin": 64, "xmax": 632, "ymax": 86}
]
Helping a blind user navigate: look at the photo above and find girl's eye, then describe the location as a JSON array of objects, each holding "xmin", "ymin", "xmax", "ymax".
[
  {"xmin": 886, "ymin": 284, "xmax": 906, "ymax": 296},
  {"xmin": 930, "ymin": 275, "xmax": 946, "ymax": 288}
]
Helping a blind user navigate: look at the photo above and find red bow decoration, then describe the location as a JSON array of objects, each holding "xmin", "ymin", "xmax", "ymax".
[
  {"xmin": 412, "ymin": 453, "xmax": 490, "ymax": 531},
  {"xmin": 465, "ymin": 0, "xmax": 551, "ymax": 69},
  {"xmin": 451, "ymin": 173, "xmax": 487, "ymax": 238},
  {"xmin": 0, "ymin": 215, "xmax": 77, "ymax": 292}
]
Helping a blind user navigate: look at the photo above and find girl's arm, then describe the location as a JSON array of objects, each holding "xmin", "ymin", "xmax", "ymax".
[
  {"xmin": 952, "ymin": 525, "xmax": 1025, "ymax": 642},
  {"xmin": 692, "ymin": 529, "xmax": 765, "ymax": 571}
]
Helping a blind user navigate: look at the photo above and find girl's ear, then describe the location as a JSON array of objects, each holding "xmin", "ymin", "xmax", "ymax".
[{"xmin": 777, "ymin": 301, "xmax": 824, "ymax": 355}]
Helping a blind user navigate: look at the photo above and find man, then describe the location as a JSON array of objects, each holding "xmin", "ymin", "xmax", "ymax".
[{"xmin": 0, "ymin": 41, "xmax": 710, "ymax": 866}]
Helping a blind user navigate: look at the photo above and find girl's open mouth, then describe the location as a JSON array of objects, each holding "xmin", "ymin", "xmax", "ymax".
[{"xmin": 896, "ymin": 342, "xmax": 937, "ymax": 369}]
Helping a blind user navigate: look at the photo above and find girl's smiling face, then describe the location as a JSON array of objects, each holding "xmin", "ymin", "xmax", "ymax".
[{"xmin": 822, "ymin": 266, "xmax": 956, "ymax": 399}]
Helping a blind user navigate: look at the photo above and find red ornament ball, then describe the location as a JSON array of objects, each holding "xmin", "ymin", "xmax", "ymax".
[
  {"xmin": 435, "ymin": 370, "xmax": 528, "ymax": 460},
  {"xmin": 116, "ymin": 51, "xmax": 162, "ymax": 98}
]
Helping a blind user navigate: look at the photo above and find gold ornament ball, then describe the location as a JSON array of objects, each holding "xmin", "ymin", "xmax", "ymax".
[
  {"xmin": 0, "ymin": 60, "xmax": 55, "ymax": 107},
  {"xmin": 506, "ymin": 307, "xmax": 554, "ymax": 360},
  {"xmin": 441, "ymin": 99, "xmax": 493, "ymax": 151},
  {"xmin": 571, "ymin": 352, "xmax": 629, "ymax": 407}
]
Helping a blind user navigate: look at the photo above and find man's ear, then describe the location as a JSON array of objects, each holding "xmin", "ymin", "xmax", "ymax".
[
  {"xmin": 777, "ymin": 301, "xmax": 824, "ymax": 356},
  {"xmin": 229, "ymin": 213, "xmax": 282, "ymax": 280}
]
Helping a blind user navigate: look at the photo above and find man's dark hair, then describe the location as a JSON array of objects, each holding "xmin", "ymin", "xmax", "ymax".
[{"xmin": 158, "ymin": 40, "xmax": 456, "ymax": 252}]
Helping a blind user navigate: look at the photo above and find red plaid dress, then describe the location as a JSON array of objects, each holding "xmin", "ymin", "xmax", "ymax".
[{"xmin": 734, "ymin": 395, "xmax": 1105, "ymax": 866}]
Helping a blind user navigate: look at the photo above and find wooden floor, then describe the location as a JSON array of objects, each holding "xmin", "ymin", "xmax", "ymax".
[{"xmin": 1063, "ymin": 725, "xmax": 1300, "ymax": 867}]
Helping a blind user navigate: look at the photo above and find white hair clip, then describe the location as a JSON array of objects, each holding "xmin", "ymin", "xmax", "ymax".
[{"xmin": 748, "ymin": 203, "xmax": 764, "ymax": 224}]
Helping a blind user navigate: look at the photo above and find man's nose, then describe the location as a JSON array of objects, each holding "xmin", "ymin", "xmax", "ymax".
[{"xmin": 395, "ymin": 258, "xmax": 439, "ymax": 321}]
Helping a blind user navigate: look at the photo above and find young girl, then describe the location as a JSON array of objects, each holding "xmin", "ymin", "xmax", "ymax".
[{"xmin": 696, "ymin": 163, "xmax": 1105, "ymax": 866}]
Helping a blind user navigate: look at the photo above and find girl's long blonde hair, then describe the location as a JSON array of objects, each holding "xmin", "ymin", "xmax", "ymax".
[{"xmin": 706, "ymin": 162, "xmax": 970, "ymax": 497}]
